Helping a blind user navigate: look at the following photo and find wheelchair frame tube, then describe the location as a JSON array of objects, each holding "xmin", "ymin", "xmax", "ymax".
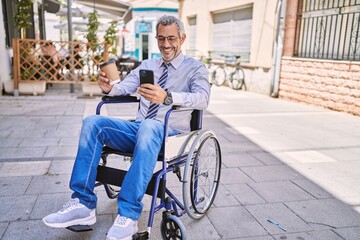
[{"xmin": 147, "ymin": 107, "xmax": 195, "ymax": 230}]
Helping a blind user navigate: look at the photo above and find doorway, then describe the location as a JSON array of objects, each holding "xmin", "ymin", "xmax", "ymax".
[{"xmin": 141, "ymin": 34, "xmax": 149, "ymax": 60}]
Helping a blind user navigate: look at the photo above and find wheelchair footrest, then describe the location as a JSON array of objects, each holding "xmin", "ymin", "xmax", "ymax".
[
  {"xmin": 66, "ymin": 225, "xmax": 93, "ymax": 232},
  {"xmin": 132, "ymin": 231, "xmax": 149, "ymax": 240}
]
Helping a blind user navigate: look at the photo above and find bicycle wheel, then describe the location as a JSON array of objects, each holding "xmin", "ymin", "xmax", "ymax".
[
  {"xmin": 212, "ymin": 66, "xmax": 225, "ymax": 86},
  {"xmin": 182, "ymin": 130, "xmax": 221, "ymax": 219},
  {"xmin": 230, "ymin": 67, "xmax": 245, "ymax": 90}
]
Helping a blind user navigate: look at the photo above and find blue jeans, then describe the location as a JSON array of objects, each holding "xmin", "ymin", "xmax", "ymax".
[{"xmin": 70, "ymin": 115, "xmax": 178, "ymax": 220}]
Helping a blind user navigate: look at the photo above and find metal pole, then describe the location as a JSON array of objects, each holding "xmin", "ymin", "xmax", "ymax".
[{"xmin": 67, "ymin": 0, "xmax": 74, "ymax": 93}]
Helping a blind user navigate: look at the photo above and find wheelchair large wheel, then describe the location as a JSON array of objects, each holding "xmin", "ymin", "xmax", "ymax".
[
  {"xmin": 182, "ymin": 130, "xmax": 221, "ymax": 219},
  {"xmin": 160, "ymin": 214, "xmax": 187, "ymax": 240}
]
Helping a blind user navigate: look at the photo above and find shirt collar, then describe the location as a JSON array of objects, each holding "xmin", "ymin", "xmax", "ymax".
[{"xmin": 158, "ymin": 51, "xmax": 184, "ymax": 70}]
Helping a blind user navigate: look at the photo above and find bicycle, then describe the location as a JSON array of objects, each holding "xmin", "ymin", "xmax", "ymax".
[{"xmin": 210, "ymin": 55, "xmax": 246, "ymax": 90}]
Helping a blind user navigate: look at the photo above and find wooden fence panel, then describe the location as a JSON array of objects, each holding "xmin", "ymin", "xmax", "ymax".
[{"xmin": 13, "ymin": 38, "xmax": 110, "ymax": 85}]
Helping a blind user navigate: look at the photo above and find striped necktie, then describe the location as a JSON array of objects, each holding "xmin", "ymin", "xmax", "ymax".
[{"xmin": 145, "ymin": 63, "xmax": 169, "ymax": 119}]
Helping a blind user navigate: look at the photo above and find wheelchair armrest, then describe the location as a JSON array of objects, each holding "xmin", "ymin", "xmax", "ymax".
[
  {"xmin": 96, "ymin": 95, "xmax": 139, "ymax": 115},
  {"xmin": 101, "ymin": 95, "xmax": 139, "ymax": 102},
  {"xmin": 163, "ymin": 106, "xmax": 202, "ymax": 137},
  {"xmin": 171, "ymin": 105, "xmax": 196, "ymax": 111}
]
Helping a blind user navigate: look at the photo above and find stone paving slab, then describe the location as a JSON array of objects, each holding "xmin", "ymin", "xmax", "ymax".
[
  {"xmin": 273, "ymin": 230, "xmax": 344, "ymax": 240},
  {"xmin": 43, "ymin": 146, "xmax": 78, "ymax": 158},
  {"xmin": 285, "ymin": 199, "xmax": 360, "ymax": 228},
  {"xmin": 246, "ymin": 202, "xmax": 312, "ymax": 234},
  {"xmin": 250, "ymin": 151, "xmax": 284, "ymax": 165},
  {"xmin": 19, "ymin": 138, "xmax": 60, "ymax": 147},
  {"xmin": 291, "ymin": 179, "xmax": 334, "ymax": 199},
  {"xmin": 1, "ymin": 216, "xmax": 112, "ymax": 240},
  {"xmin": 0, "ymin": 147, "xmax": 47, "ymax": 160},
  {"xmin": 0, "ymin": 195, "xmax": 37, "ymax": 222},
  {"xmin": 48, "ymin": 160, "xmax": 74, "ymax": 175},
  {"xmin": 0, "ymin": 176, "xmax": 32, "ymax": 196},
  {"xmin": 0, "ymin": 223, "xmax": 7, "ymax": 240},
  {"xmin": 225, "ymin": 183, "xmax": 267, "ymax": 205},
  {"xmin": 241, "ymin": 164, "xmax": 304, "ymax": 183},
  {"xmin": 0, "ymin": 161, "xmax": 50, "ymax": 177},
  {"xmin": 212, "ymin": 184, "xmax": 241, "ymax": 207},
  {"xmin": 207, "ymin": 206, "xmax": 269, "ymax": 239},
  {"xmin": 247, "ymin": 181, "xmax": 315, "ymax": 203},
  {"xmin": 334, "ymin": 227, "xmax": 360, "ymax": 240},
  {"xmin": 25, "ymin": 174, "xmax": 72, "ymax": 195},
  {"xmin": 222, "ymin": 152, "xmax": 264, "ymax": 167},
  {"xmin": 220, "ymin": 167, "xmax": 254, "ymax": 184}
]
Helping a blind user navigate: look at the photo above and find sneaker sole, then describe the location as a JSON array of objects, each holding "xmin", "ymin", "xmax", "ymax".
[
  {"xmin": 42, "ymin": 215, "xmax": 96, "ymax": 228},
  {"xmin": 106, "ymin": 227, "xmax": 138, "ymax": 240}
]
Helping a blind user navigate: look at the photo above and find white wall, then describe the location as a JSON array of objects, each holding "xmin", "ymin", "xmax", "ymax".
[
  {"xmin": 45, "ymin": 12, "xmax": 61, "ymax": 41},
  {"xmin": 0, "ymin": 0, "xmax": 12, "ymax": 94}
]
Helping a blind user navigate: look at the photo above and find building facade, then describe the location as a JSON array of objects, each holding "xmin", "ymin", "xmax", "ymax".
[
  {"xmin": 179, "ymin": 0, "xmax": 281, "ymax": 95},
  {"xmin": 180, "ymin": 0, "xmax": 359, "ymax": 116},
  {"xmin": 279, "ymin": 0, "xmax": 360, "ymax": 116},
  {"xmin": 122, "ymin": 0, "xmax": 178, "ymax": 61}
]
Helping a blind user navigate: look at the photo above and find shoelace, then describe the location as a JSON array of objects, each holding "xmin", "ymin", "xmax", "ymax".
[
  {"xmin": 60, "ymin": 199, "xmax": 79, "ymax": 213},
  {"xmin": 115, "ymin": 216, "xmax": 129, "ymax": 226}
]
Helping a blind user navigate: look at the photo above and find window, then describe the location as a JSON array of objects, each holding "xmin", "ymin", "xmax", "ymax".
[
  {"xmin": 187, "ymin": 16, "xmax": 197, "ymax": 56},
  {"xmin": 211, "ymin": 6, "xmax": 252, "ymax": 59},
  {"xmin": 296, "ymin": 0, "xmax": 360, "ymax": 61}
]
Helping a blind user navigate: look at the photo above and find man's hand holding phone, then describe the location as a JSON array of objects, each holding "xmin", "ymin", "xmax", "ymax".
[{"xmin": 138, "ymin": 69, "xmax": 167, "ymax": 104}]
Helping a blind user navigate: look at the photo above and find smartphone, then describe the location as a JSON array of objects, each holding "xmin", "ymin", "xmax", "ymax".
[{"xmin": 139, "ymin": 69, "xmax": 154, "ymax": 85}]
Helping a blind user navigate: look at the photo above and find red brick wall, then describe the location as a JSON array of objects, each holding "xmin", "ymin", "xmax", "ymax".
[{"xmin": 279, "ymin": 58, "xmax": 360, "ymax": 116}]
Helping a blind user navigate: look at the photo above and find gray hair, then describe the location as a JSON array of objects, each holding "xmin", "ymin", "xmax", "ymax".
[{"xmin": 156, "ymin": 15, "xmax": 185, "ymax": 36}]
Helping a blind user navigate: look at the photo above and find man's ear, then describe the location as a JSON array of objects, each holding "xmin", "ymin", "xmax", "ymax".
[{"xmin": 180, "ymin": 33, "xmax": 186, "ymax": 44}]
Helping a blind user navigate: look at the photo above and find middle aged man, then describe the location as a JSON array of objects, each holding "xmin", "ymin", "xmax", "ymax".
[{"xmin": 43, "ymin": 15, "xmax": 210, "ymax": 240}]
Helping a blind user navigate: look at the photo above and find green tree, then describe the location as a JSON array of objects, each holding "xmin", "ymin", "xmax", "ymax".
[
  {"xmin": 14, "ymin": 0, "xmax": 33, "ymax": 38},
  {"xmin": 86, "ymin": 10, "xmax": 100, "ymax": 51},
  {"xmin": 104, "ymin": 21, "xmax": 118, "ymax": 55},
  {"xmin": 104, "ymin": 21, "xmax": 118, "ymax": 45}
]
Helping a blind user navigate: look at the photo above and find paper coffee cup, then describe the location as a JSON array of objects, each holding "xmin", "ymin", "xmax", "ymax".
[{"xmin": 100, "ymin": 60, "xmax": 120, "ymax": 83}]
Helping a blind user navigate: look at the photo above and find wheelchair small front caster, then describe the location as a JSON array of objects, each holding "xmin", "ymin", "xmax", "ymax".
[
  {"xmin": 160, "ymin": 214, "xmax": 187, "ymax": 240},
  {"xmin": 132, "ymin": 231, "xmax": 149, "ymax": 240}
]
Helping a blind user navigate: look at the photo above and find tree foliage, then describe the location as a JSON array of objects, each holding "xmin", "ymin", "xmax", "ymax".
[
  {"xmin": 104, "ymin": 21, "xmax": 118, "ymax": 46},
  {"xmin": 86, "ymin": 10, "xmax": 100, "ymax": 51},
  {"xmin": 14, "ymin": 0, "xmax": 33, "ymax": 38}
]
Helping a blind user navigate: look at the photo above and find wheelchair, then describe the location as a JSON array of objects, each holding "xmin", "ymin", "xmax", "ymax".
[{"xmin": 68, "ymin": 95, "xmax": 222, "ymax": 239}]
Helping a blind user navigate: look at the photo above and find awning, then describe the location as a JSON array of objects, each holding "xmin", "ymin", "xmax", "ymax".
[{"xmin": 75, "ymin": 0, "xmax": 132, "ymax": 23}]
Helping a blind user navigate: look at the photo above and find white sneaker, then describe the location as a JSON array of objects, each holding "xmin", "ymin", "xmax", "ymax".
[
  {"xmin": 106, "ymin": 215, "xmax": 138, "ymax": 240},
  {"xmin": 42, "ymin": 198, "xmax": 96, "ymax": 228}
]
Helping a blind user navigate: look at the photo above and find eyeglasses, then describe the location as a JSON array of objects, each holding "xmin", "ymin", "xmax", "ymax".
[{"xmin": 156, "ymin": 36, "xmax": 178, "ymax": 43}]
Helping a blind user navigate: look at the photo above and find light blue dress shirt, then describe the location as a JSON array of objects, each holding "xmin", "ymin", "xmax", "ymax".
[{"xmin": 107, "ymin": 52, "xmax": 210, "ymax": 133}]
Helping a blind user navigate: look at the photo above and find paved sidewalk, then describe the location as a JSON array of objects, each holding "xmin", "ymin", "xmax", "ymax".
[{"xmin": 0, "ymin": 85, "xmax": 360, "ymax": 240}]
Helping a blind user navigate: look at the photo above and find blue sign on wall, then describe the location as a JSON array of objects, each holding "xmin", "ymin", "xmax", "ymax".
[{"xmin": 135, "ymin": 21, "xmax": 153, "ymax": 33}]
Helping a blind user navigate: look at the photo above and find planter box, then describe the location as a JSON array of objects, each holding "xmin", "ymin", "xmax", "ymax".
[
  {"xmin": 19, "ymin": 82, "xmax": 46, "ymax": 95},
  {"xmin": 81, "ymin": 82, "xmax": 102, "ymax": 97},
  {"xmin": 4, "ymin": 81, "xmax": 14, "ymax": 94},
  {"xmin": 4, "ymin": 81, "xmax": 46, "ymax": 95}
]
